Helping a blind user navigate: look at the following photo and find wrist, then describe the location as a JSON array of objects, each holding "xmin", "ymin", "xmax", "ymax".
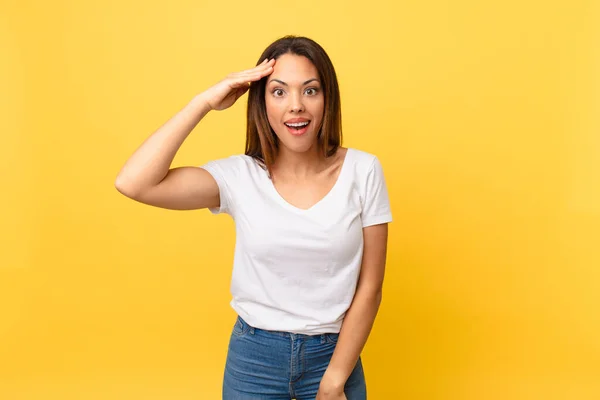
[
  {"xmin": 320, "ymin": 369, "xmax": 346, "ymax": 392},
  {"xmin": 192, "ymin": 93, "xmax": 213, "ymax": 114}
]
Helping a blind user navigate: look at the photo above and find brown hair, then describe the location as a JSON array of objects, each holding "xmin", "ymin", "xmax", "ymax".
[{"xmin": 245, "ymin": 35, "xmax": 342, "ymax": 178}]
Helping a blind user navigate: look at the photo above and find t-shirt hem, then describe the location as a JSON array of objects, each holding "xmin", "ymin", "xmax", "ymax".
[
  {"xmin": 362, "ymin": 213, "xmax": 393, "ymax": 227},
  {"xmin": 199, "ymin": 164, "xmax": 229, "ymax": 215}
]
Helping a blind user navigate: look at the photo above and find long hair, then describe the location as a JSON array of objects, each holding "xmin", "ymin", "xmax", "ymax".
[{"xmin": 245, "ymin": 36, "xmax": 342, "ymax": 178}]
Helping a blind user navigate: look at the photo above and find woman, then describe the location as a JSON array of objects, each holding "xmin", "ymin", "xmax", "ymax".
[{"xmin": 115, "ymin": 35, "xmax": 392, "ymax": 400}]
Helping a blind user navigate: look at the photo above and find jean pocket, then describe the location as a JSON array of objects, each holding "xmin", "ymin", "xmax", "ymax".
[
  {"xmin": 232, "ymin": 316, "xmax": 250, "ymax": 337},
  {"xmin": 325, "ymin": 332, "xmax": 339, "ymax": 344}
]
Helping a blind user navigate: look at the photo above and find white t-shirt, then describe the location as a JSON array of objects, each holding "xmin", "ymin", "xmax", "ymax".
[{"xmin": 200, "ymin": 147, "xmax": 392, "ymax": 335}]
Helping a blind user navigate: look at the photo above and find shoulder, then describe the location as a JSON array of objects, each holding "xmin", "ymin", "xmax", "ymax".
[
  {"xmin": 346, "ymin": 148, "xmax": 383, "ymax": 175},
  {"xmin": 345, "ymin": 148, "xmax": 390, "ymax": 195},
  {"xmin": 347, "ymin": 148, "xmax": 392, "ymax": 223},
  {"xmin": 201, "ymin": 154, "xmax": 263, "ymax": 178}
]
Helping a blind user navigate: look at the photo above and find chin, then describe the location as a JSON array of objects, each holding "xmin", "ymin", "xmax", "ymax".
[{"xmin": 278, "ymin": 137, "xmax": 318, "ymax": 154}]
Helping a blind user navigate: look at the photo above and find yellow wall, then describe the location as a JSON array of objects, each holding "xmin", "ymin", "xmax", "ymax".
[{"xmin": 2, "ymin": 0, "xmax": 599, "ymax": 398}]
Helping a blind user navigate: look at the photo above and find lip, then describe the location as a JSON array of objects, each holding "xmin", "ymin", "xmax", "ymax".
[
  {"xmin": 285, "ymin": 120, "xmax": 310, "ymax": 136},
  {"xmin": 284, "ymin": 117, "xmax": 310, "ymax": 124}
]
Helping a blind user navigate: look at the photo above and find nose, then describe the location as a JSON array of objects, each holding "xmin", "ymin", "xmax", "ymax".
[{"xmin": 290, "ymin": 92, "xmax": 305, "ymax": 113}]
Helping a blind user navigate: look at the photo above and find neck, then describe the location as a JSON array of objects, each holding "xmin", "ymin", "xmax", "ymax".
[{"xmin": 273, "ymin": 144, "xmax": 324, "ymax": 179}]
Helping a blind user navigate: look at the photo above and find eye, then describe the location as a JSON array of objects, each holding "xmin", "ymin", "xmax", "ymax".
[
  {"xmin": 305, "ymin": 87, "xmax": 319, "ymax": 96},
  {"xmin": 272, "ymin": 88, "xmax": 285, "ymax": 97}
]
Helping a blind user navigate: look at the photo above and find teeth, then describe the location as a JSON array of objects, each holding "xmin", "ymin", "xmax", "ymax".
[{"xmin": 285, "ymin": 121, "xmax": 309, "ymax": 127}]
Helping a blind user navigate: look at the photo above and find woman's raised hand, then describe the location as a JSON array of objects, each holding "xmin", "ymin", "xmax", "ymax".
[{"xmin": 200, "ymin": 58, "xmax": 275, "ymax": 111}]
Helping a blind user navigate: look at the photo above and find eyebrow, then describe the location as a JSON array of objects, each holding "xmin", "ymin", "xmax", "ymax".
[{"xmin": 267, "ymin": 78, "xmax": 320, "ymax": 86}]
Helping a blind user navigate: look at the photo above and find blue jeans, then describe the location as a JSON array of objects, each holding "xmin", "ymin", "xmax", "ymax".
[{"xmin": 223, "ymin": 315, "xmax": 367, "ymax": 399}]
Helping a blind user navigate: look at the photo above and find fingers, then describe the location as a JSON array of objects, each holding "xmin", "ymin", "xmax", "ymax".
[
  {"xmin": 254, "ymin": 58, "xmax": 274, "ymax": 70},
  {"xmin": 238, "ymin": 62, "xmax": 273, "ymax": 79},
  {"xmin": 231, "ymin": 59, "xmax": 275, "ymax": 78},
  {"xmin": 229, "ymin": 59, "xmax": 275, "ymax": 87}
]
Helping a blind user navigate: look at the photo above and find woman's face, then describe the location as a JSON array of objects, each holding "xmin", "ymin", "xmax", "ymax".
[{"xmin": 265, "ymin": 53, "xmax": 324, "ymax": 154}]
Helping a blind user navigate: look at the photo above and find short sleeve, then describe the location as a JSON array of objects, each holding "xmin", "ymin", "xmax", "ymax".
[
  {"xmin": 360, "ymin": 157, "xmax": 393, "ymax": 227},
  {"xmin": 199, "ymin": 157, "xmax": 239, "ymax": 216}
]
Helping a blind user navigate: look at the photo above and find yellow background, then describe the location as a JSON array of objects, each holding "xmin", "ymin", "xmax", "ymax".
[{"xmin": 2, "ymin": 0, "xmax": 599, "ymax": 398}]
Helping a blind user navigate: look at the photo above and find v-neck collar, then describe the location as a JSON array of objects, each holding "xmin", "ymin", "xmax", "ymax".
[{"xmin": 265, "ymin": 148, "xmax": 353, "ymax": 214}]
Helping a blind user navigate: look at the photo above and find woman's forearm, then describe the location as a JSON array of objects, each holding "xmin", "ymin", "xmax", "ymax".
[{"xmin": 321, "ymin": 290, "xmax": 382, "ymax": 392}]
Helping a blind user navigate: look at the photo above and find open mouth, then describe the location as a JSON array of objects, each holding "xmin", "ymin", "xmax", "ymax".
[{"xmin": 284, "ymin": 121, "xmax": 311, "ymax": 135}]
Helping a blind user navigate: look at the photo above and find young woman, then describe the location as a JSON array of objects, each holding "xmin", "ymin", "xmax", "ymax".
[{"xmin": 115, "ymin": 35, "xmax": 392, "ymax": 400}]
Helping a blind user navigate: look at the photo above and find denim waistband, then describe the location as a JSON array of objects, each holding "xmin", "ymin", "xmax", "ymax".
[{"xmin": 235, "ymin": 315, "xmax": 339, "ymax": 340}]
